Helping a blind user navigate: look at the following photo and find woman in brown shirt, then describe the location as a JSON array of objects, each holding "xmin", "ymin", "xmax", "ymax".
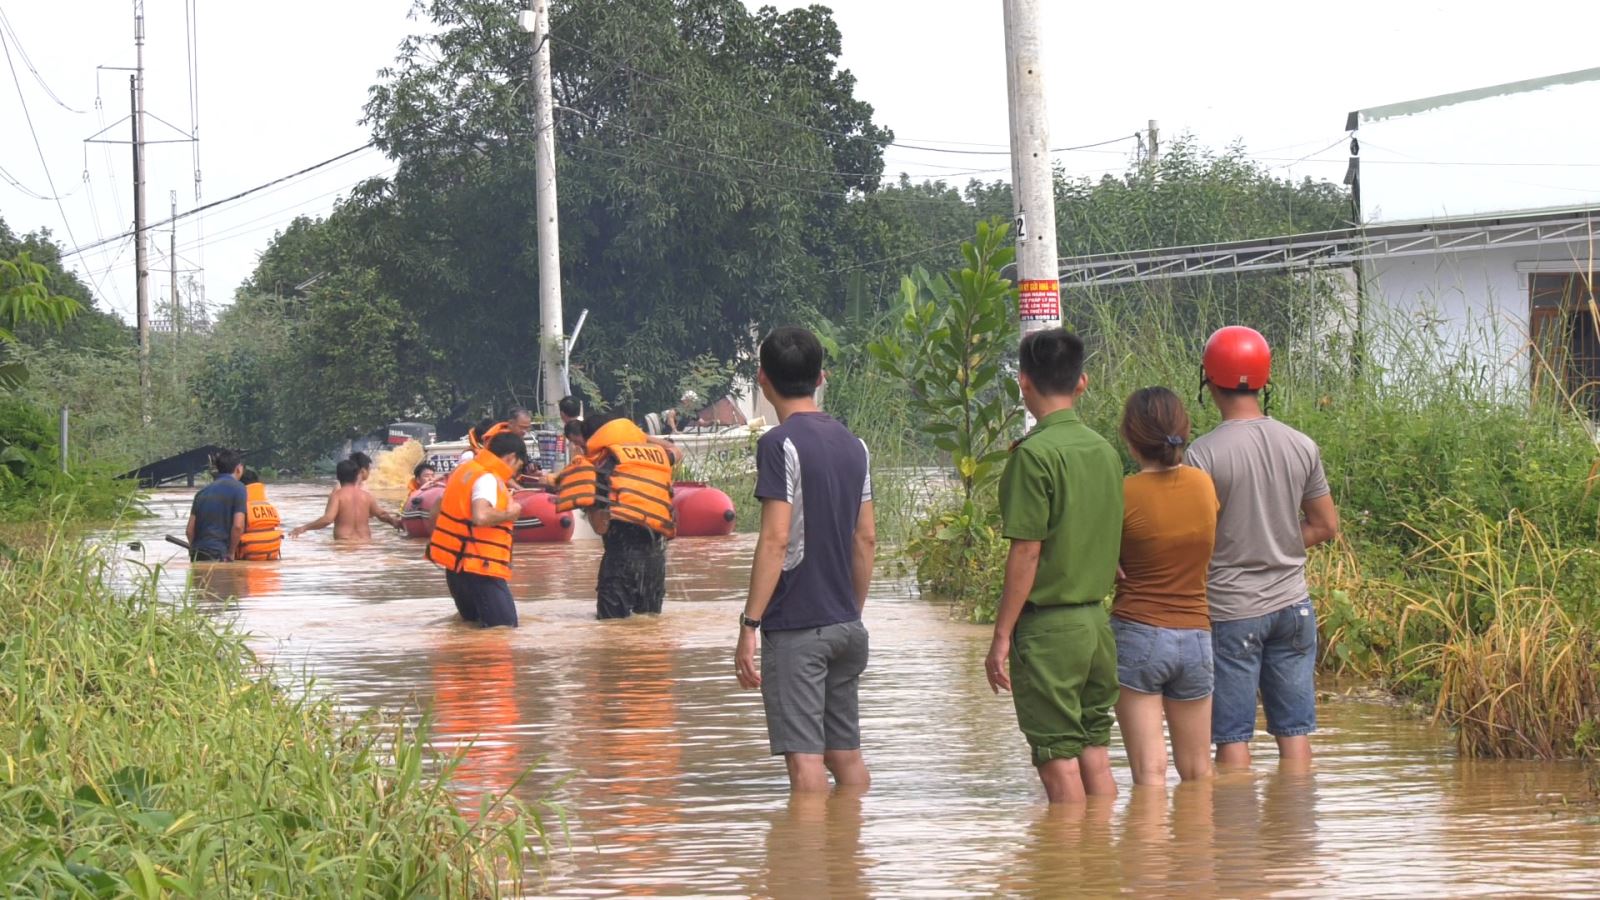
[{"xmin": 1113, "ymin": 387, "xmax": 1219, "ymax": 784}]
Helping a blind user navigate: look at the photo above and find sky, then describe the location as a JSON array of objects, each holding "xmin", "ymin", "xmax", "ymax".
[{"xmin": 3, "ymin": 0, "xmax": 1599, "ymax": 323}]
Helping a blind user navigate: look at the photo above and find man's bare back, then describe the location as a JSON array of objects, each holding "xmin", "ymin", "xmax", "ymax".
[{"xmin": 291, "ymin": 484, "xmax": 402, "ymax": 540}]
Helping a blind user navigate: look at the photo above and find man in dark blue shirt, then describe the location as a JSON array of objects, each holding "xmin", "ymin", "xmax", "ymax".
[
  {"xmin": 735, "ymin": 326, "xmax": 876, "ymax": 792},
  {"xmin": 186, "ymin": 449, "xmax": 248, "ymax": 562}
]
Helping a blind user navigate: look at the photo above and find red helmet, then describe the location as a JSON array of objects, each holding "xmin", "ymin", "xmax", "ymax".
[{"xmin": 1202, "ymin": 326, "xmax": 1271, "ymax": 391}]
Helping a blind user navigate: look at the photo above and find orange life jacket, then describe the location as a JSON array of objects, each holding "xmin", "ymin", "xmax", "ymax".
[
  {"xmin": 406, "ymin": 477, "xmax": 420, "ymax": 495},
  {"xmin": 467, "ymin": 421, "xmax": 517, "ymax": 454},
  {"xmin": 554, "ymin": 455, "xmax": 601, "ymax": 512},
  {"xmin": 426, "ymin": 453, "xmax": 515, "ymax": 579},
  {"xmin": 237, "ymin": 482, "xmax": 283, "ymax": 561},
  {"xmin": 584, "ymin": 419, "xmax": 677, "ymax": 538}
]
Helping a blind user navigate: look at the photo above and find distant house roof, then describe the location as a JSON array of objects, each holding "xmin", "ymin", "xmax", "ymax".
[{"xmin": 1055, "ymin": 205, "xmax": 1600, "ymax": 288}]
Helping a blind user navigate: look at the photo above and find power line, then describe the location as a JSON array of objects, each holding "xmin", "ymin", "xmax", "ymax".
[
  {"xmin": 60, "ymin": 143, "xmax": 379, "ymax": 260},
  {"xmin": 547, "ymin": 30, "xmax": 1139, "ymax": 157},
  {"xmin": 0, "ymin": 4, "xmax": 87, "ymax": 114},
  {"xmin": 554, "ymin": 105, "xmax": 1007, "ymax": 181},
  {"xmin": 1, "ymin": 20, "xmax": 104, "ymax": 299},
  {"xmin": 817, "ymin": 235, "xmax": 971, "ymax": 276}
]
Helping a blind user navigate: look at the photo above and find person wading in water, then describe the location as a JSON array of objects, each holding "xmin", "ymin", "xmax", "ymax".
[
  {"xmin": 734, "ymin": 326, "xmax": 876, "ymax": 793},
  {"xmin": 290, "ymin": 459, "xmax": 404, "ymax": 540},
  {"xmin": 1187, "ymin": 326, "xmax": 1339, "ymax": 769},
  {"xmin": 986, "ymin": 328, "xmax": 1124, "ymax": 804},
  {"xmin": 426, "ymin": 432, "xmax": 528, "ymax": 628}
]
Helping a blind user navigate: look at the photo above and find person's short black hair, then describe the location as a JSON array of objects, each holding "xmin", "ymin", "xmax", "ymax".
[
  {"xmin": 240, "ymin": 468, "xmax": 261, "ymax": 485},
  {"xmin": 580, "ymin": 413, "xmax": 617, "ymax": 441},
  {"xmin": 759, "ymin": 326, "xmax": 824, "ymax": 399},
  {"xmin": 213, "ymin": 449, "xmax": 242, "ymax": 475},
  {"xmin": 487, "ymin": 432, "xmax": 528, "ymax": 461},
  {"xmin": 1019, "ymin": 328, "xmax": 1086, "ymax": 396},
  {"xmin": 412, "ymin": 462, "xmax": 435, "ymax": 479},
  {"xmin": 558, "ymin": 396, "xmax": 581, "ymax": 419},
  {"xmin": 335, "ymin": 459, "xmax": 360, "ymax": 485},
  {"xmin": 349, "ymin": 451, "xmax": 372, "ymax": 471},
  {"xmin": 563, "ymin": 419, "xmax": 585, "ymax": 441},
  {"xmin": 470, "ymin": 417, "xmax": 495, "ymax": 443}
]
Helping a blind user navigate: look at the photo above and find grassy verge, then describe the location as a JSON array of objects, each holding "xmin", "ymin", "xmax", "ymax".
[{"xmin": 0, "ymin": 528, "xmax": 553, "ymax": 896}]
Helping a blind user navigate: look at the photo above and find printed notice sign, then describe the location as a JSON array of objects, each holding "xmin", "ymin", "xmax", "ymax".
[{"xmin": 1017, "ymin": 279, "xmax": 1060, "ymax": 322}]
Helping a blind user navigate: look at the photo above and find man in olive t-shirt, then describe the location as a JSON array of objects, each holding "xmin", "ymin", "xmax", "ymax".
[{"xmin": 986, "ymin": 328, "xmax": 1123, "ymax": 804}]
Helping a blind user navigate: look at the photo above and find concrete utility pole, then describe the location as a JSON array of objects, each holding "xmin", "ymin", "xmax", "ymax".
[
  {"xmin": 1147, "ymin": 119, "xmax": 1160, "ymax": 170},
  {"xmin": 170, "ymin": 191, "xmax": 179, "ymax": 340},
  {"xmin": 131, "ymin": 1, "xmax": 151, "ymax": 421},
  {"xmin": 520, "ymin": 1, "xmax": 565, "ymax": 422},
  {"xmin": 1002, "ymin": 0, "xmax": 1061, "ymax": 428}
]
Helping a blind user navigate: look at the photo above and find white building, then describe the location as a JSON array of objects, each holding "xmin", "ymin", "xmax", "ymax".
[{"xmin": 1055, "ymin": 69, "xmax": 1600, "ymax": 414}]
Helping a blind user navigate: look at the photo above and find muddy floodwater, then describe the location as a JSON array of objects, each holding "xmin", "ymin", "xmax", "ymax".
[{"xmin": 116, "ymin": 483, "xmax": 1599, "ymax": 897}]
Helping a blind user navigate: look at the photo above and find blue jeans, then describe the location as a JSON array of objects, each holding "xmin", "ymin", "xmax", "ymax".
[
  {"xmin": 1110, "ymin": 616, "xmax": 1214, "ymax": 701},
  {"xmin": 1210, "ymin": 598, "xmax": 1317, "ymax": 744}
]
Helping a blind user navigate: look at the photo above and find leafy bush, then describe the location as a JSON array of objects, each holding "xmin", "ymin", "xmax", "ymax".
[{"xmin": 0, "ymin": 398, "xmax": 135, "ymax": 523}]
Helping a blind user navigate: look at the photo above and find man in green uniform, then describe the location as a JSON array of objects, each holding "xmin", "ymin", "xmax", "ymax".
[{"xmin": 985, "ymin": 327, "xmax": 1124, "ymax": 803}]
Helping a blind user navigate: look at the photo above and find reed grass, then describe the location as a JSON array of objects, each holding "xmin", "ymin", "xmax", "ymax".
[{"xmin": 0, "ymin": 527, "xmax": 554, "ymax": 897}]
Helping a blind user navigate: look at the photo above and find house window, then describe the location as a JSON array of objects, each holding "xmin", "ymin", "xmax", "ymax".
[{"xmin": 1529, "ymin": 272, "xmax": 1600, "ymax": 417}]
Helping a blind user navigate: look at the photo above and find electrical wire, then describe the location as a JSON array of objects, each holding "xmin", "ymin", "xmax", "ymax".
[
  {"xmin": 60, "ymin": 143, "xmax": 379, "ymax": 260},
  {"xmin": 554, "ymin": 105, "xmax": 1005, "ymax": 181},
  {"xmin": 1, "ymin": 21, "xmax": 105, "ymax": 300},
  {"xmin": 817, "ymin": 235, "xmax": 970, "ymax": 276},
  {"xmin": 0, "ymin": 3, "xmax": 87, "ymax": 114},
  {"xmin": 548, "ymin": 33, "xmax": 1137, "ymax": 158}
]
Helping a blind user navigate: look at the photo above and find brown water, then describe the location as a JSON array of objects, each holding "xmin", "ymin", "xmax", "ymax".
[{"xmin": 120, "ymin": 483, "xmax": 1599, "ymax": 897}]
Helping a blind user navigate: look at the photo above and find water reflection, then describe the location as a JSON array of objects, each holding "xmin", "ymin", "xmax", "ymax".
[
  {"xmin": 753, "ymin": 789, "xmax": 869, "ymax": 900},
  {"xmin": 430, "ymin": 631, "xmax": 523, "ymax": 806},
  {"xmin": 109, "ymin": 485, "xmax": 1600, "ymax": 897}
]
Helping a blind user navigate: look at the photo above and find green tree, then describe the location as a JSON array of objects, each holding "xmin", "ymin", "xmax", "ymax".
[
  {"xmin": 1, "ymin": 252, "xmax": 80, "ymax": 389},
  {"xmin": 355, "ymin": 0, "xmax": 892, "ymax": 412}
]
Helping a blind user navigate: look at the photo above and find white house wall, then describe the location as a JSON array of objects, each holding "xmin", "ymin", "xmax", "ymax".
[{"xmin": 1362, "ymin": 237, "xmax": 1598, "ymax": 399}]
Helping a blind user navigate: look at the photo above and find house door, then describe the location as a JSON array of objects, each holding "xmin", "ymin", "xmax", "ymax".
[{"xmin": 1529, "ymin": 272, "xmax": 1600, "ymax": 417}]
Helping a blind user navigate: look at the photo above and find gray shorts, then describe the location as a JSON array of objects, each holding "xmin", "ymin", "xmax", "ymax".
[{"xmin": 760, "ymin": 619, "xmax": 869, "ymax": 755}]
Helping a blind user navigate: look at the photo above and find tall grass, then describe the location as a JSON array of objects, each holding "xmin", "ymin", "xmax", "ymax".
[{"xmin": 0, "ymin": 528, "xmax": 554, "ymax": 896}]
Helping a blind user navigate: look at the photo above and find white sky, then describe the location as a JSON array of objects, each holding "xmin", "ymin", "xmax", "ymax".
[{"xmin": 3, "ymin": 0, "xmax": 1599, "ymax": 322}]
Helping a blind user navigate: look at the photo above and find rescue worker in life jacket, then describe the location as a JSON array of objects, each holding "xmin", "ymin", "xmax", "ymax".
[
  {"xmin": 237, "ymin": 469, "xmax": 284, "ymax": 561},
  {"xmin": 558, "ymin": 414, "xmax": 681, "ymax": 619},
  {"xmin": 465, "ymin": 407, "xmax": 534, "ymax": 459},
  {"xmin": 427, "ymin": 432, "xmax": 528, "ymax": 628}
]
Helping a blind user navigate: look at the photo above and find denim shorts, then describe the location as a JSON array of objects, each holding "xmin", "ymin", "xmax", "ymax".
[
  {"xmin": 1210, "ymin": 598, "xmax": 1317, "ymax": 745},
  {"xmin": 1110, "ymin": 616, "xmax": 1214, "ymax": 701}
]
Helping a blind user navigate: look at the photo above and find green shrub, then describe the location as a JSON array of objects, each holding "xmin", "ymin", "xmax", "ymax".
[{"xmin": 0, "ymin": 397, "xmax": 136, "ymax": 523}]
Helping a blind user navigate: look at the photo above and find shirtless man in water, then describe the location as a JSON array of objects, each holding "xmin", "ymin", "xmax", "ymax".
[{"xmin": 289, "ymin": 458, "xmax": 403, "ymax": 540}]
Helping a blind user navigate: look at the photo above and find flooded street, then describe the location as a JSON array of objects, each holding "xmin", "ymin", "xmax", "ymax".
[{"xmin": 118, "ymin": 483, "xmax": 1599, "ymax": 897}]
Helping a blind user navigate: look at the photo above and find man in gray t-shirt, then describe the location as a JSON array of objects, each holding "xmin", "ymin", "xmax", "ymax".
[{"xmin": 1189, "ymin": 326, "xmax": 1340, "ymax": 769}]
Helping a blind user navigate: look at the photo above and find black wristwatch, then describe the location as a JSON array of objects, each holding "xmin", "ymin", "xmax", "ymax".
[{"xmin": 740, "ymin": 614, "xmax": 762, "ymax": 630}]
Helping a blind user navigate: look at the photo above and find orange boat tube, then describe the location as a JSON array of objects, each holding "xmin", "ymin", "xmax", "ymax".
[{"xmin": 672, "ymin": 482, "xmax": 737, "ymax": 537}]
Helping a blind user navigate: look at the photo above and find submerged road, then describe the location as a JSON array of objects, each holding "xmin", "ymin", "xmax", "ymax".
[{"xmin": 112, "ymin": 482, "xmax": 1600, "ymax": 897}]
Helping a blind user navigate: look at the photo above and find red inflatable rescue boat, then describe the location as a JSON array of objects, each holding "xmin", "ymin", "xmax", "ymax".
[
  {"xmin": 672, "ymin": 482, "xmax": 737, "ymax": 537},
  {"xmin": 400, "ymin": 485, "xmax": 444, "ymax": 538},
  {"xmin": 512, "ymin": 490, "xmax": 574, "ymax": 543}
]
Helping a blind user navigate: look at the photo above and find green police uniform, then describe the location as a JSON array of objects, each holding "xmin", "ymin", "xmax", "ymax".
[{"xmin": 998, "ymin": 408, "xmax": 1124, "ymax": 765}]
